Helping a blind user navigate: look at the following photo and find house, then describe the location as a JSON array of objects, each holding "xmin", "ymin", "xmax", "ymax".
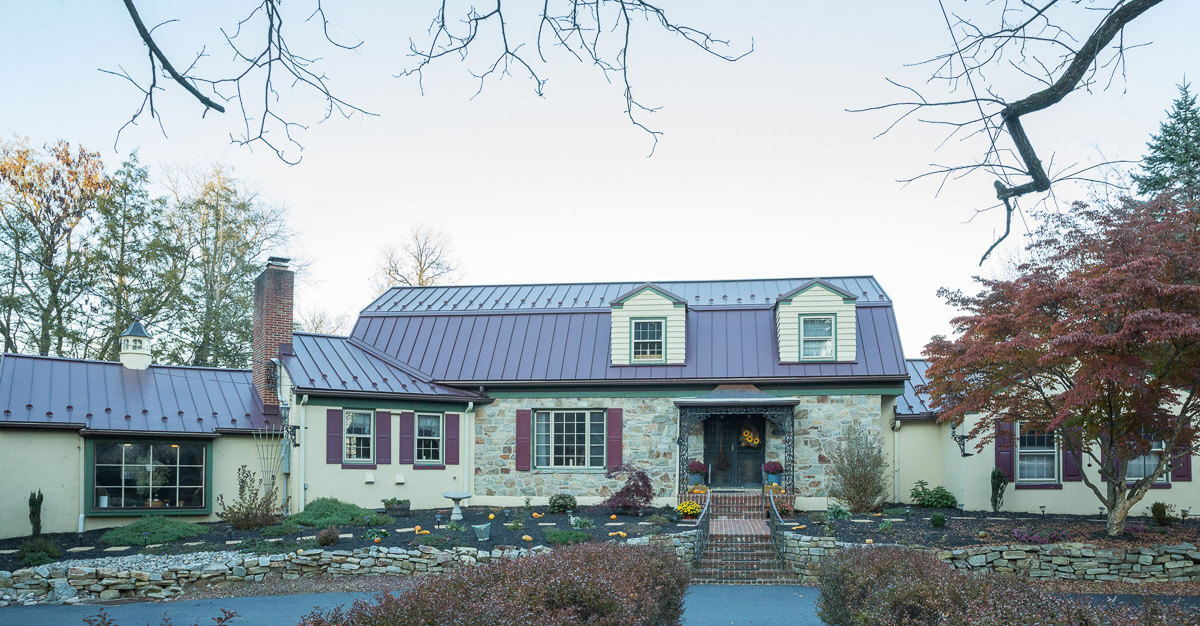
[{"xmin": 4, "ymin": 260, "xmax": 1194, "ymax": 539}]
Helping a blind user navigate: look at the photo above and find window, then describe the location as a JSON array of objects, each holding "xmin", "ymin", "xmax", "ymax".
[
  {"xmin": 1127, "ymin": 441, "xmax": 1168, "ymax": 482},
  {"xmin": 534, "ymin": 410, "xmax": 606, "ymax": 469},
  {"xmin": 344, "ymin": 410, "xmax": 373, "ymax": 463},
  {"xmin": 1016, "ymin": 423, "xmax": 1058, "ymax": 482},
  {"xmin": 416, "ymin": 413, "xmax": 444, "ymax": 464},
  {"xmin": 799, "ymin": 315, "xmax": 835, "ymax": 359},
  {"xmin": 631, "ymin": 319, "xmax": 664, "ymax": 362},
  {"xmin": 92, "ymin": 441, "xmax": 206, "ymax": 510}
]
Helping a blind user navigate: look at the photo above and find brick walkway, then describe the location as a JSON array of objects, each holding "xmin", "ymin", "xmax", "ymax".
[{"xmin": 710, "ymin": 519, "xmax": 770, "ymax": 536}]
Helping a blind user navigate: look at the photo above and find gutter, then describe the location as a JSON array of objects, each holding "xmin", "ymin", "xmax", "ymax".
[
  {"xmin": 673, "ymin": 397, "xmax": 803, "ymax": 407},
  {"xmin": 0, "ymin": 422, "xmax": 86, "ymax": 430},
  {"xmin": 439, "ymin": 375, "xmax": 910, "ymax": 388},
  {"xmin": 78, "ymin": 429, "xmax": 220, "ymax": 439},
  {"xmin": 290, "ymin": 387, "xmax": 492, "ymax": 404}
]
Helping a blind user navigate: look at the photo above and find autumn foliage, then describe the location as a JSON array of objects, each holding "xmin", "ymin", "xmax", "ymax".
[{"xmin": 924, "ymin": 196, "xmax": 1200, "ymax": 535}]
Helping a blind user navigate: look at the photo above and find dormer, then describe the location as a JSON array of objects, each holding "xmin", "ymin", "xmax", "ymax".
[
  {"xmin": 610, "ymin": 283, "xmax": 686, "ymax": 365},
  {"xmin": 776, "ymin": 280, "xmax": 857, "ymax": 362}
]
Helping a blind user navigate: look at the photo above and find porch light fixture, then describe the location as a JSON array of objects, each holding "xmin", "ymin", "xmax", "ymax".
[
  {"xmin": 435, "ymin": 513, "xmax": 443, "ymax": 529},
  {"xmin": 1039, "ymin": 505, "xmax": 1046, "ymax": 518},
  {"xmin": 1182, "ymin": 508, "xmax": 1190, "ymax": 520},
  {"xmin": 1098, "ymin": 507, "xmax": 1105, "ymax": 520},
  {"xmin": 949, "ymin": 425, "xmax": 974, "ymax": 458}
]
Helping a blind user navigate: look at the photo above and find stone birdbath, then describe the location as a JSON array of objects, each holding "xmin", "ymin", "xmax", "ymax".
[{"xmin": 442, "ymin": 491, "xmax": 471, "ymax": 522}]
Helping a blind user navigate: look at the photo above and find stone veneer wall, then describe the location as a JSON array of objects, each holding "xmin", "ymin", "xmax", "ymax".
[
  {"xmin": 475, "ymin": 397, "xmax": 681, "ymax": 498},
  {"xmin": 477, "ymin": 394, "xmax": 882, "ymax": 501},
  {"xmin": 0, "ymin": 531, "xmax": 698, "ymax": 607},
  {"xmin": 779, "ymin": 532, "xmax": 1200, "ymax": 584}
]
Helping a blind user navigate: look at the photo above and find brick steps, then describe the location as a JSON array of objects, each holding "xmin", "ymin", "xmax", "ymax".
[{"xmin": 693, "ymin": 491, "xmax": 796, "ymax": 585}]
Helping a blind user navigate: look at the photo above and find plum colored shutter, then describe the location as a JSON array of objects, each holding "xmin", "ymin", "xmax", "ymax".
[
  {"xmin": 1171, "ymin": 453, "xmax": 1192, "ymax": 482},
  {"xmin": 994, "ymin": 422, "xmax": 1015, "ymax": 482},
  {"xmin": 445, "ymin": 413, "xmax": 460, "ymax": 465},
  {"xmin": 1061, "ymin": 428, "xmax": 1082, "ymax": 482},
  {"xmin": 397, "ymin": 412, "xmax": 415, "ymax": 465},
  {"xmin": 326, "ymin": 409, "xmax": 343, "ymax": 464},
  {"xmin": 376, "ymin": 411, "xmax": 392, "ymax": 464},
  {"xmin": 515, "ymin": 410, "xmax": 532, "ymax": 471},
  {"xmin": 606, "ymin": 408, "xmax": 624, "ymax": 472}
]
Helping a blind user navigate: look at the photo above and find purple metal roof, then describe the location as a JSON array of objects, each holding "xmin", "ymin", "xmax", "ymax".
[
  {"xmin": 0, "ymin": 354, "xmax": 271, "ymax": 434},
  {"xmin": 363, "ymin": 276, "xmax": 891, "ymax": 314},
  {"xmin": 896, "ymin": 359, "xmax": 934, "ymax": 417},
  {"xmin": 349, "ymin": 304, "xmax": 908, "ymax": 384},
  {"xmin": 282, "ymin": 333, "xmax": 481, "ymax": 400}
]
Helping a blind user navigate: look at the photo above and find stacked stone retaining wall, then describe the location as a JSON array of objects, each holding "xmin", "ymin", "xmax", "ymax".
[{"xmin": 0, "ymin": 530, "xmax": 698, "ymax": 607}]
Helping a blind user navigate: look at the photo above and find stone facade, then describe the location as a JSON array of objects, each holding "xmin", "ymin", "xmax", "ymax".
[
  {"xmin": 476, "ymin": 394, "xmax": 882, "ymax": 501},
  {"xmin": 0, "ymin": 531, "xmax": 699, "ymax": 606},
  {"xmin": 778, "ymin": 533, "xmax": 1200, "ymax": 585}
]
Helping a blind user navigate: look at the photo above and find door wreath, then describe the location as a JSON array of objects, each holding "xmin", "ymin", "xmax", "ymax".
[{"xmin": 739, "ymin": 424, "xmax": 761, "ymax": 448}]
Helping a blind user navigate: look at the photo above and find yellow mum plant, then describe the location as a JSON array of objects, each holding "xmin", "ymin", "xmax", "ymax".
[{"xmin": 676, "ymin": 501, "xmax": 703, "ymax": 517}]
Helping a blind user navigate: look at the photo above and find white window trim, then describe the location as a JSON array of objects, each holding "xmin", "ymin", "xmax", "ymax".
[
  {"xmin": 533, "ymin": 409, "xmax": 607, "ymax": 470},
  {"xmin": 415, "ymin": 412, "xmax": 445, "ymax": 465},
  {"xmin": 1127, "ymin": 440, "xmax": 1169, "ymax": 483},
  {"xmin": 631, "ymin": 318, "xmax": 665, "ymax": 363},
  {"xmin": 798, "ymin": 314, "xmax": 836, "ymax": 361},
  {"xmin": 343, "ymin": 410, "xmax": 374, "ymax": 464},
  {"xmin": 1015, "ymin": 422, "xmax": 1059, "ymax": 483}
]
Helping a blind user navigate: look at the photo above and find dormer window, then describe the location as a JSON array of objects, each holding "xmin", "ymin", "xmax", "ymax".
[
  {"xmin": 632, "ymin": 319, "xmax": 665, "ymax": 363},
  {"xmin": 799, "ymin": 315, "xmax": 835, "ymax": 360}
]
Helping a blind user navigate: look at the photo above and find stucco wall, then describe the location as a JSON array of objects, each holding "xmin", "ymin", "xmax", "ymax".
[
  {"xmin": 0, "ymin": 431, "xmax": 264, "ymax": 539},
  {"xmin": 881, "ymin": 418, "xmax": 947, "ymax": 503}
]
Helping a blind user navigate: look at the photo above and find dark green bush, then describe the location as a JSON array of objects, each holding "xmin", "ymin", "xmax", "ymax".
[
  {"xmin": 300, "ymin": 544, "xmax": 689, "ymax": 626},
  {"xmin": 415, "ymin": 534, "xmax": 469, "ymax": 549},
  {"xmin": 930, "ymin": 512, "xmax": 947, "ymax": 527},
  {"xmin": 544, "ymin": 529, "xmax": 590, "ymax": 545},
  {"xmin": 990, "ymin": 467, "xmax": 1008, "ymax": 513},
  {"xmin": 260, "ymin": 519, "xmax": 300, "ymax": 537},
  {"xmin": 316, "ymin": 525, "xmax": 340, "ymax": 546},
  {"xmin": 28, "ymin": 490, "xmax": 44, "ymax": 537},
  {"xmin": 1151, "ymin": 501, "xmax": 1178, "ymax": 527},
  {"xmin": 290, "ymin": 498, "xmax": 372, "ymax": 527},
  {"xmin": 100, "ymin": 517, "xmax": 206, "ymax": 545},
  {"xmin": 819, "ymin": 546, "xmax": 1200, "ymax": 625},
  {"xmin": 366, "ymin": 513, "xmax": 395, "ymax": 526},
  {"xmin": 548, "ymin": 493, "xmax": 578, "ymax": 513},
  {"xmin": 910, "ymin": 480, "xmax": 957, "ymax": 509},
  {"xmin": 17, "ymin": 536, "xmax": 61, "ymax": 566}
]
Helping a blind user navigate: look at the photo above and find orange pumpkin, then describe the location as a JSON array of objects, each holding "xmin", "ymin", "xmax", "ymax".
[
  {"xmin": 414, "ymin": 525, "xmax": 422, "ymax": 532},
  {"xmin": 522, "ymin": 535, "xmax": 533, "ymax": 542},
  {"xmin": 488, "ymin": 513, "xmax": 495, "ymax": 520},
  {"xmin": 610, "ymin": 514, "xmax": 617, "ymax": 520},
  {"xmin": 373, "ymin": 537, "xmax": 382, "ymax": 544},
  {"xmin": 865, "ymin": 539, "xmax": 874, "ymax": 544}
]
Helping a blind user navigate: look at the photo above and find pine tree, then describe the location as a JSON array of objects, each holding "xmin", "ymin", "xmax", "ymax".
[{"xmin": 1133, "ymin": 82, "xmax": 1200, "ymax": 202}]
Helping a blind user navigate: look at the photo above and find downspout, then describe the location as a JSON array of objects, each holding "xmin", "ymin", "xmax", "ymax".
[
  {"xmin": 890, "ymin": 411, "xmax": 902, "ymax": 503},
  {"xmin": 297, "ymin": 394, "xmax": 309, "ymax": 512},
  {"xmin": 78, "ymin": 438, "xmax": 86, "ymax": 535},
  {"xmin": 463, "ymin": 401, "xmax": 474, "ymax": 502}
]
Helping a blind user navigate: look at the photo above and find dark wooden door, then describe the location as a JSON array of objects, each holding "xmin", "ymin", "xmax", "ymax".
[{"xmin": 703, "ymin": 416, "xmax": 765, "ymax": 487}]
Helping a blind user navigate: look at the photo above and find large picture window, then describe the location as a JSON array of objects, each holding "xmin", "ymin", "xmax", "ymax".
[
  {"xmin": 416, "ymin": 413, "xmax": 444, "ymax": 464},
  {"xmin": 1016, "ymin": 423, "xmax": 1058, "ymax": 482},
  {"xmin": 344, "ymin": 410, "xmax": 374, "ymax": 463},
  {"xmin": 631, "ymin": 319, "xmax": 664, "ymax": 362},
  {"xmin": 534, "ymin": 410, "xmax": 606, "ymax": 469},
  {"xmin": 92, "ymin": 441, "xmax": 207, "ymax": 510},
  {"xmin": 799, "ymin": 315, "xmax": 835, "ymax": 359}
]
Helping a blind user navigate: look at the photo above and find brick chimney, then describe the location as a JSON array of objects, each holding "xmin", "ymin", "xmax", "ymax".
[{"xmin": 253, "ymin": 257, "xmax": 293, "ymax": 413}]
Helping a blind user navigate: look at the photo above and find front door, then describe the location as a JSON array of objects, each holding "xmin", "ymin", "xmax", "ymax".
[{"xmin": 703, "ymin": 416, "xmax": 766, "ymax": 488}]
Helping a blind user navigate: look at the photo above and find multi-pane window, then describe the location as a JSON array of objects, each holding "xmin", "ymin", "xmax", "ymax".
[
  {"xmin": 534, "ymin": 410, "xmax": 606, "ymax": 468},
  {"xmin": 800, "ymin": 316, "xmax": 835, "ymax": 359},
  {"xmin": 416, "ymin": 413, "xmax": 443, "ymax": 464},
  {"xmin": 344, "ymin": 410, "xmax": 373, "ymax": 463},
  {"xmin": 93, "ymin": 441, "xmax": 206, "ymax": 509},
  {"xmin": 1127, "ymin": 441, "xmax": 1167, "ymax": 482},
  {"xmin": 632, "ymin": 320, "xmax": 664, "ymax": 362},
  {"xmin": 1016, "ymin": 423, "xmax": 1058, "ymax": 482}
]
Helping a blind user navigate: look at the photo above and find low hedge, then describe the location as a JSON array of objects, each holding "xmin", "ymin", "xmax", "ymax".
[
  {"xmin": 100, "ymin": 517, "xmax": 206, "ymax": 546},
  {"xmin": 818, "ymin": 546, "xmax": 1200, "ymax": 625},
  {"xmin": 301, "ymin": 543, "xmax": 690, "ymax": 625},
  {"xmin": 289, "ymin": 498, "xmax": 373, "ymax": 527}
]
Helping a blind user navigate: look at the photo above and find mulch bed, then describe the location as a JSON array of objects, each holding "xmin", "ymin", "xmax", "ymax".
[
  {"xmin": 785, "ymin": 505, "xmax": 1200, "ymax": 549},
  {"xmin": 0, "ymin": 504, "xmax": 693, "ymax": 572}
]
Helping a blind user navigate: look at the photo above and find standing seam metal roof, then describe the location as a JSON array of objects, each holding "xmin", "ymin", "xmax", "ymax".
[
  {"xmin": 0, "ymin": 354, "xmax": 270, "ymax": 433},
  {"xmin": 896, "ymin": 359, "xmax": 934, "ymax": 417},
  {"xmin": 281, "ymin": 333, "xmax": 482, "ymax": 399}
]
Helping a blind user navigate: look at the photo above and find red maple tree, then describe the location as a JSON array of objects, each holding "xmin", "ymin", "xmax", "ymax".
[{"xmin": 924, "ymin": 196, "xmax": 1200, "ymax": 535}]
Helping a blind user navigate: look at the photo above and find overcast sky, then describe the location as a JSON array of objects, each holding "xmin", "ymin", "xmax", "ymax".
[{"xmin": 3, "ymin": 2, "xmax": 1198, "ymax": 357}]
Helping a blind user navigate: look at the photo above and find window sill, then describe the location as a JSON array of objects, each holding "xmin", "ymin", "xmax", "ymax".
[
  {"xmin": 413, "ymin": 464, "xmax": 446, "ymax": 470},
  {"xmin": 1014, "ymin": 483, "xmax": 1062, "ymax": 490},
  {"xmin": 87, "ymin": 507, "xmax": 210, "ymax": 517},
  {"xmin": 531, "ymin": 468, "xmax": 607, "ymax": 473},
  {"xmin": 1131, "ymin": 482, "xmax": 1171, "ymax": 489},
  {"xmin": 341, "ymin": 463, "xmax": 376, "ymax": 470}
]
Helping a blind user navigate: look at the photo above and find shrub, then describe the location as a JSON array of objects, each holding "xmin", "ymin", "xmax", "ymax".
[
  {"xmin": 600, "ymin": 464, "xmax": 653, "ymax": 514},
  {"xmin": 363, "ymin": 528, "xmax": 389, "ymax": 540},
  {"xmin": 819, "ymin": 546, "xmax": 1200, "ymax": 625},
  {"xmin": 572, "ymin": 517, "xmax": 597, "ymax": 529},
  {"xmin": 990, "ymin": 467, "xmax": 1008, "ymax": 513},
  {"xmin": 930, "ymin": 513, "xmax": 947, "ymax": 527},
  {"xmin": 366, "ymin": 513, "xmax": 395, "ymax": 526},
  {"xmin": 445, "ymin": 521, "xmax": 467, "ymax": 533},
  {"xmin": 878, "ymin": 519, "xmax": 893, "ymax": 532},
  {"xmin": 260, "ymin": 519, "xmax": 300, "ymax": 537},
  {"xmin": 828, "ymin": 425, "xmax": 888, "ymax": 513},
  {"xmin": 415, "ymin": 534, "xmax": 469, "ymax": 549},
  {"xmin": 544, "ymin": 529, "xmax": 591, "ymax": 546},
  {"xmin": 215, "ymin": 465, "xmax": 279, "ymax": 530},
  {"xmin": 1151, "ymin": 501, "xmax": 1178, "ymax": 527},
  {"xmin": 100, "ymin": 517, "xmax": 206, "ymax": 545},
  {"xmin": 828, "ymin": 504, "xmax": 851, "ymax": 520},
  {"xmin": 548, "ymin": 494, "xmax": 577, "ymax": 513},
  {"xmin": 687, "ymin": 460, "xmax": 708, "ymax": 474},
  {"xmin": 316, "ymin": 525, "xmax": 340, "ymax": 546},
  {"xmin": 1012, "ymin": 525, "xmax": 1070, "ymax": 544},
  {"xmin": 301, "ymin": 544, "xmax": 689, "ymax": 626},
  {"xmin": 910, "ymin": 480, "xmax": 957, "ymax": 509},
  {"xmin": 17, "ymin": 536, "xmax": 62, "ymax": 565},
  {"xmin": 290, "ymin": 498, "xmax": 372, "ymax": 527},
  {"xmin": 236, "ymin": 538, "xmax": 319, "ymax": 555},
  {"xmin": 28, "ymin": 490, "xmax": 44, "ymax": 537},
  {"xmin": 381, "ymin": 498, "xmax": 409, "ymax": 507}
]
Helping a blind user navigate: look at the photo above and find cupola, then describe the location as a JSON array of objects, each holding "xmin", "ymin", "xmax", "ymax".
[{"xmin": 119, "ymin": 320, "xmax": 152, "ymax": 370}]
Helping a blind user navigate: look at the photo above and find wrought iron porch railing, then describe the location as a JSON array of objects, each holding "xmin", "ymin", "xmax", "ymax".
[
  {"xmin": 692, "ymin": 489, "xmax": 713, "ymax": 565},
  {"xmin": 766, "ymin": 489, "xmax": 787, "ymax": 565}
]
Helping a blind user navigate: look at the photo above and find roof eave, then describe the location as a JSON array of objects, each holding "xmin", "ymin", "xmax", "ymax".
[
  {"xmin": 442, "ymin": 375, "xmax": 910, "ymax": 388},
  {"xmin": 293, "ymin": 387, "xmax": 492, "ymax": 404}
]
